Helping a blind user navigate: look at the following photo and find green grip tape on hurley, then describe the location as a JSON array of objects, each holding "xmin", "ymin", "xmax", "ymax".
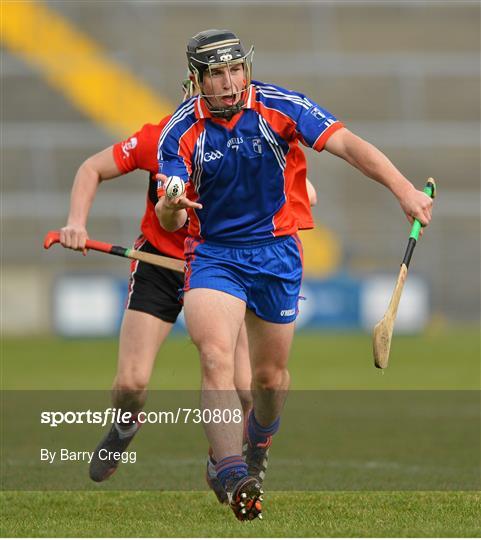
[{"xmin": 409, "ymin": 179, "xmax": 436, "ymax": 241}]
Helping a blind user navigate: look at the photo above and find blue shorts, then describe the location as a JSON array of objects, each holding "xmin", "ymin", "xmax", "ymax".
[{"xmin": 183, "ymin": 235, "xmax": 303, "ymax": 324}]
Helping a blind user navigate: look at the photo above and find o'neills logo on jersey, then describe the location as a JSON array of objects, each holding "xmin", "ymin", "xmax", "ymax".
[
  {"xmin": 227, "ymin": 137, "xmax": 243, "ymax": 151},
  {"xmin": 121, "ymin": 137, "xmax": 138, "ymax": 158}
]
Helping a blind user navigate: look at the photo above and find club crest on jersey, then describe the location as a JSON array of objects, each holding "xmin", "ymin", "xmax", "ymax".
[
  {"xmin": 204, "ymin": 150, "xmax": 224, "ymax": 162},
  {"xmin": 309, "ymin": 107, "xmax": 326, "ymax": 121},
  {"xmin": 121, "ymin": 137, "xmax": 138, "ymax": 158},
  {"xmin": 252, "ymin": 138, "xmax": 263, "ymax": 154}
]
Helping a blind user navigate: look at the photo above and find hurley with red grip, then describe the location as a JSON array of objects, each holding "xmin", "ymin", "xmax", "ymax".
[{"xmin": 43, "ymin": 231, "xmax": 185, "ymax": 273}]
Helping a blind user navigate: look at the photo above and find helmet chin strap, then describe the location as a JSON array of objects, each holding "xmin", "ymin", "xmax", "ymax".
[
  {"xmin": 205, "ymin": 98, "xmax": 245, "ymax": 119},
  {"xmin": 202, "ymin": 83, "xmax": 248, "ymax": 119}
]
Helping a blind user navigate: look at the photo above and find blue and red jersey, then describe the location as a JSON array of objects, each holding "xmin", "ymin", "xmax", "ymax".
[
  {"xmin": 157, "ymin": 80, "xmax": 343, "ymax": 244},
  {"xmin": 113, "ymin": 103, "xmax": 316, "ymax": 258}
]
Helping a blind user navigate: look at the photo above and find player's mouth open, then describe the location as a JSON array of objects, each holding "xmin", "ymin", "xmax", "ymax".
[{"xmin": 221, "ymin": 96, "xmax": 236, "ymax": 105}]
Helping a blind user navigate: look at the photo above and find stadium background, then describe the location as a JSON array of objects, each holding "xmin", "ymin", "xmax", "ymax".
[
  {"xmin": 2, "ymin": 0, "xmax": 479, "ymax": 337},
  {"xmin": 1, "ymin": 2, "xmax": 480, "ymax": 537}
]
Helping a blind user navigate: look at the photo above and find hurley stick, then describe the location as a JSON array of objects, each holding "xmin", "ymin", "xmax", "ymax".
[
  {"xmin": 43, "ymin": 231, "xmax": 185, "ymax": 273},
  {"xmin": 373, "ymin": 178, "xmax": 436, "ymax": 369}
]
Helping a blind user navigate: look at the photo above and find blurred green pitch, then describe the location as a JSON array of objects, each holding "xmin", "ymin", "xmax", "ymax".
[
  {"xmin": 3, "ymin": 329, "xmax": 479, "ymax": 391},
  {"xmin": 1, "ymin": 330, "xmax": 480, "ymax": 536}
]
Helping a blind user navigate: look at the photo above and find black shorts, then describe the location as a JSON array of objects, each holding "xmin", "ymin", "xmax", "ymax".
[{"xmin": 126, "ymin": 238, "xmax": 184, "ymax": 323}]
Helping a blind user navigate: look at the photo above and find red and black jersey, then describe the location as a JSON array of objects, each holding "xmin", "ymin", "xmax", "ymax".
[{"xmin": 112, "ymin": 116, "xmax": 186, "ymax": 260}]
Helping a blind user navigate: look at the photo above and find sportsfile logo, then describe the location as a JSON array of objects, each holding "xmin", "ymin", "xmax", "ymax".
[
  {"xmin": 204, "ymin": 150, "xmax": 223, "ymax": 162},
  {"xmin": 40, "ymin": 407, "xmax": 243, "ymax": 427}
]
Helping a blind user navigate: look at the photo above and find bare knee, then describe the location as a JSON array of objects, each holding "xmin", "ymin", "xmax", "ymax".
[
  {"xmin": 253, "ymin": 365, "xmax": 289, "ymax": 392},
  {"xmin": 198, "ymin": 342, "xmax": 235, "ymax": 388},
  {"xmin": 114, "ymin": 367, "xmax": 150, "ymax": 392},
  {"xmin": 112, "ymin": 370, "xmax": 150, "ymax": 411}
]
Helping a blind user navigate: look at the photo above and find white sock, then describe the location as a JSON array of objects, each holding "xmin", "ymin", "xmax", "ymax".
[{"xmin": 114, "ymin": 421, "xmax": 138, "ymax": 439}]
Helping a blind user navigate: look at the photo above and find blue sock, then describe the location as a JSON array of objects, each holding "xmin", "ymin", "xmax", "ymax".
[
  {"xmin": 215, "ymin": 455, "xmax": 247, "ymax": 490},
  {"xmin": 247, "ymin": 410, "xmax": 280, "ymax": 446}
]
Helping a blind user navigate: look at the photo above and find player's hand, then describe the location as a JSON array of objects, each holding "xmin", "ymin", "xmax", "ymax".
[
  {"xmin": 60, "ymin": 224, "xmax": 89, "ymax": 255},
  {"xmin": 155, "ymin": 173, "xmax": 202, "ymax": 211},
  {"xmin": 155, "ymin": 174, "xmax": 202, "ymax": 210},
  {"xmin": 398, "ymin": 185, "xmax": 433, "ymax": 236}
]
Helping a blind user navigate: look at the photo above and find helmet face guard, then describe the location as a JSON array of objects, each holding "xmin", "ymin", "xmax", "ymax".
[{"xmin": 186, "ymin": 29, "xmax": 254, "ymax": 117}]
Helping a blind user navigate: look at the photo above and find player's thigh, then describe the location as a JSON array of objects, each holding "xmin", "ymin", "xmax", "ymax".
[
  {"xmin": 245, "ymin": 309, "xmax": 295, "ymax": 373},
  {"xmin": 234, "ymin": 322, "xmax": 252, "ymax": 391},
  {"xmin": 116, "ymin": 310, "xmax": 174, "ymax": 387},
  {"xmin": 183, "ymin": 288, "xmax": 246, "ymax": 353}
]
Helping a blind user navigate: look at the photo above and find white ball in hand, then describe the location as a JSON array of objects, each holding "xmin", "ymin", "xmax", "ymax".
[{"xmin": 165, "ymin": 176, "xmax": 186, "ymax": 199}]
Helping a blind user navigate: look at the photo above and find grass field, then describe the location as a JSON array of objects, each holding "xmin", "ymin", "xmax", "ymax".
[
  {"xmin": 1, "ymin": 329, "xmax": 480, "ymax": 537},
  {"xmin": 3, "ymin": 328, "xmax": 479, "ymax": 390},
  {"xmin": 2, "ymin": 491, "xmax": 480, "ymax": 537}
]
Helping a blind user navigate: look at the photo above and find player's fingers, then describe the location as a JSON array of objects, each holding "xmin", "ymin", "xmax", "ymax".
[
  {"xmin": 60, "ymin": 227, "xmax": 73, "ymax": 249},
  {"xmin": 423, "ymin": 208, "xmax": 431, "ymax": 223},
  {"xmin": 155, "ymin": 173, "xmax": 168, "ymax": 182},
  {"xmin": 184, "ymin": 201, "xmax": 202, "ymax": 209},
  {"xmin": 412, "ymin": 207, "xmax": 429, "ymax": 226},
  {"xmin": 168, "ymin": 196, "xmax": 202, "ymax": 210},
  {"xmin": 419, "ymin": 195, "xmax": 433, "ymax": 224},
  {"xmin": 71, "ymin": 230, "xmax": 90, "ymax": 251},
  {"xmin": 423, "ymin": 194, "xmax": 434, "ymax": 207},
  {"xmin": 182, "ymin": 199, "xmax": 203, "ymax": 210},
  {"xmin": 417, "ymin": 215, "xmax": 428, "ymax": 227},
  {"xmin": 70, "ymin": 234, "xmax": 80, "ymax": 251},
  {"xmin": 59, "ymin": 228, "xmax": 68, "ymax": 247},
  {"xmin": 422, "ymin": 208, "xmax": 432, "ymax": 226},
  {"xmin": 77, "ymin": 233, "xmax": 89, "ymax": 253}
]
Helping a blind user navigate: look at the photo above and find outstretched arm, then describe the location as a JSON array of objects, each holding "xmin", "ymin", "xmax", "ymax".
[
  {"xmin": 60, "ymin": 147, "xmax": 122, "ymax": 253},
  {"xmin": 324, "ymin": 128, "xmax": 433, "ymax": 227}
]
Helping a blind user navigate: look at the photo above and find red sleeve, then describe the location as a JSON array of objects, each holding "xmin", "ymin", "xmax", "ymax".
[
  {"xmin": 112, "ymin": 116, "xmax": 171, "ymax": 174},
  {"xmin": 312, "ymin": 121, "xmax": 344, "ymax": 152}
]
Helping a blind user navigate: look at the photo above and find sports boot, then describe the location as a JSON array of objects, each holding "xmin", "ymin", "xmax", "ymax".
[
  {"xmin": 89, "ymin": 423, "xmax": 138, "ymax": 482},
  {"xmin": 226, "ymin": 475, "xmax": 264, "ymax": 521},
  {"xmin": 245, "ymin": 436, "xmax": 271, "ymax": 484}
]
